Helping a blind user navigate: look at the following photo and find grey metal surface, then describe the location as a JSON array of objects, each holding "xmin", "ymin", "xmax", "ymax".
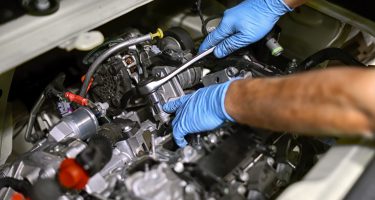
[
  {"xmin": 49, "ymin": 107, "xmax": 98, "ymax": 142},
  {"xmin": 202, "ymin": 67, "xmax": 239, "ymax": 86},
  {"xmin": 125, "ymin": 163, "xmax": 187, "ymax": 200},
  {"xmin": 152, "ymin": 66, "xmax": 185, "ymax": 102},
  {"xmin": 0, "ymin": 0, "xmax": 153, "ymax": 74}
]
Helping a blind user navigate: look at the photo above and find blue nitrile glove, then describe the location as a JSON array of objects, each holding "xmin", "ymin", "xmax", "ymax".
[
  {"xmin": 163, "ymin": 81, "xmax": 234, "ymax": 147},
  {"xmin": 199, "ymin": 0, "xmax": 292, "ymax": 58}
]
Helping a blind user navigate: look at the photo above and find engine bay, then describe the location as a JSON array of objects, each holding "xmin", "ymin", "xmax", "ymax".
[{"xmin": 1, "ymin": 1, "xmax": 375, "ymax": 199}]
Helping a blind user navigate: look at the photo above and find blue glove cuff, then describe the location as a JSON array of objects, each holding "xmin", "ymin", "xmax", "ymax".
[
  {"xmin": 219, "ymin": 80, "xmax": 236, "ymax": 122},
  {"xmin": 270, "ymin": 0, "xmax": 293, "ymax": 14}
]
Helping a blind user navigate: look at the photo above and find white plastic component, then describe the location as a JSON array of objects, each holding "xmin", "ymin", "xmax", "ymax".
[
  {"xmin": 0, "ymin": 0, "xmax": 153, "ymax": 74},
  {"xmin": 75, "ymin": 31, "xmax": 104, "ymax": 51},
  {"xmin": 278, "ymin": 141, "xmax": 374, "ymax": 200},
  {"xmin": 60, "ymin": 31, "xmax": 105, "ymax": 51}
]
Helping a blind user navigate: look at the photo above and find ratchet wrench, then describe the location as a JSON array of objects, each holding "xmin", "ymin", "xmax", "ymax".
[{"xmin": 138, "ymin": 47, "xmax": 215, "ymax": 95}]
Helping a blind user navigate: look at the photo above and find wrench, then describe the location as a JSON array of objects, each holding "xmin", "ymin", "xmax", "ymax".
[{"xmin": 138, "ymin": 47, "xmax": 215, "ymax": 95}]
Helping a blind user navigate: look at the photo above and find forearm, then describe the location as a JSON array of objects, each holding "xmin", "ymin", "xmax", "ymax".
[
  {"xmin": 225, "ymin": 67, "xmax": 375, "ymax": 138},
  {"xmin": 283, "ymin": 0, "xmax": 309, "ymax": 8}
]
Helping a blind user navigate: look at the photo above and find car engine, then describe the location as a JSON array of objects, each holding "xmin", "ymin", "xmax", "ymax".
[
  {"xmin": 0, "ymin": 23, "xmax": 345, "ymax": 200},
  {"xmin": 12, "ymin": 0, "xmax": 375, "ymax": 195}
]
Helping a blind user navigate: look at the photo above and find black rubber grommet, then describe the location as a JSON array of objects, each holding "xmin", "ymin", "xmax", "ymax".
[
  {"xmin": 164, "ymin": 27, "xmax": 195, "ymax": 52},
  {"xmin": 22, "ymin": 0, "xmax": 59, "ymax": 16}
]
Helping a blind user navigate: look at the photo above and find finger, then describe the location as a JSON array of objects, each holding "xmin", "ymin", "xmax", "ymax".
[
  {"xmin": 162, "ymin": 94, "xmax": 191, "ymax": 113},
  {"xmin": 214, "ymin": 33, "xmax": 251, "ymax": 58},
  {"xmin": 172, "ymin": 125, "xmax": 188, "ymax": 147},
  {"xmin": 198, "ymin": 21, "xmax": 233, "ymax": 54}
]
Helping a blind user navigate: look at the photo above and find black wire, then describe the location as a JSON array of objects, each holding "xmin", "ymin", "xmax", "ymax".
[{"xmin": 195, "ymin": 0, "xmax": 207, "ymax": 35}]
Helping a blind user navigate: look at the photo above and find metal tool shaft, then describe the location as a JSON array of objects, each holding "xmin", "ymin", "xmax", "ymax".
[{"xmin": 138, "ymin": 47, "xmax": 215, "ymax": 95}]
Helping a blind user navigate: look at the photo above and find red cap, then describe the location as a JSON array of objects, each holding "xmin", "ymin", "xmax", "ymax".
[
  {"xmin": 11, "ymin": 192, "xmax": 30, "ymax": 200},
  {"xmin": 58, "ymin": 158, "xmax": 89, "ymax": 190}
]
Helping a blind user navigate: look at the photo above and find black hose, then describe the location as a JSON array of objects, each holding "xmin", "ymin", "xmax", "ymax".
[
  {"xmin": 76, "ymin": 135, "xmax": 112, "ymax": 176},
  {"xmin": 0, "ymin": 177, "xmax": 32, "ymax": 197},
  {"xmin": 297, "ymin": 48, "xmax": 365, "ymax": 71},
  {"xmin": 82, "ymin": 39, "xmax": 124, "ymax": 65},
  {"xmin": 29, "ymin": 179, "xmax": 63, "ymax": 200}
]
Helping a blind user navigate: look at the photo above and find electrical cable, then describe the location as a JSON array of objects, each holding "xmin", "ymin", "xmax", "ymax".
[{"xmin": 195, "ymin": 0, "xmax": 208, "ymax": 35}]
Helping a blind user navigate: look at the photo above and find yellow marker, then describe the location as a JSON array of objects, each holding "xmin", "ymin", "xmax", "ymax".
[{"xmin": 150, "ymin": 28, "xmax": 164, "ymax": 39}]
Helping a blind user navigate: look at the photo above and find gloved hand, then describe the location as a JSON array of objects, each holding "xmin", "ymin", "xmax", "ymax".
[
  {"xmin": 163, "ymin": 81, "xmax": 234, "ymax": 147},
  {"xmin": 199, "ymin": 0, "xmax": 292, "ymax": 58}
]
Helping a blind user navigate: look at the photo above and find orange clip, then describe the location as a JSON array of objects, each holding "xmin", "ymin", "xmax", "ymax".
[
  {"xmin": 64, "ymin": 92, "xmax": 89, "ymax": 106},
  {"xmin": 81, "ymin": 75, "xmax": 94, "ymax": 93}
]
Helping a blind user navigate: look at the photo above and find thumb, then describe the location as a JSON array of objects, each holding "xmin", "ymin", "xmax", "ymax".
[
  {"xmin": 162, "ymin": 94, "xmax": 191, "ymax": 113},
  {"xmin": 198, "ymin": 22, "xmax": 232, "ymax": 54},
  {"xmin": 214, "ymin": 33, "xmax": 250, "ymax": 58}
]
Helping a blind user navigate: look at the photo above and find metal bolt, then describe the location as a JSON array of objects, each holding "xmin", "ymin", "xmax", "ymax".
[
  {"xmin": 122, "ymin": 125, "xmax": 132, "ymax": 133},
  {"xmin": 218, "ymin": 129, "xmax": 225, "ymax": 136},
  {"xmin": 54, "ymin": 145, "xmax": 60, "ymax": 152},
  {"xmin": 180, "ymin": 181, "xmax": 187, "ymax": 187},
  {"xmin": 237, "ymin": 185, "xmax": 247, "ymax": 195},
  {"xmin": 287, "ymin": 59, "xmax": 298, "ymax": 74},
  {"xmin": 174, "ymin": 162, "xmax": 184, "ymax": 173},
  {"xmin": 269, "ymin": 145, "xmax": 277, "ymax": 153},
  {"xmin": 208, "ymin": 134, "xmax": 218, "ymax": 144},
  {"xmin": 226, "ymin": 67, "xmax": 238, "ymax": 77},
  {"xmin": 267, "ymin": 157, "xmax": 275, "ymax": 167},
  {"xmin": 185, "ymin": 184, "xmax": 195, "ymax": 193},
  {"xmin": 183, "ymin": 146, "xmax": 194, "ymax": 157},
  {"xmin": 239, "ymin": 173, "xmax": 249, "ymax": 181}
]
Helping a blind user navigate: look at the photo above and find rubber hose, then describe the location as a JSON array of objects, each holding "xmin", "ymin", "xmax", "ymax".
[
  {"xmin": 297, "ymin": 48, "xmax": 365, "ymax": 71},
  {"xmin": 0, "ymin": 177, "xmax": 32, "ymax": 197}
]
